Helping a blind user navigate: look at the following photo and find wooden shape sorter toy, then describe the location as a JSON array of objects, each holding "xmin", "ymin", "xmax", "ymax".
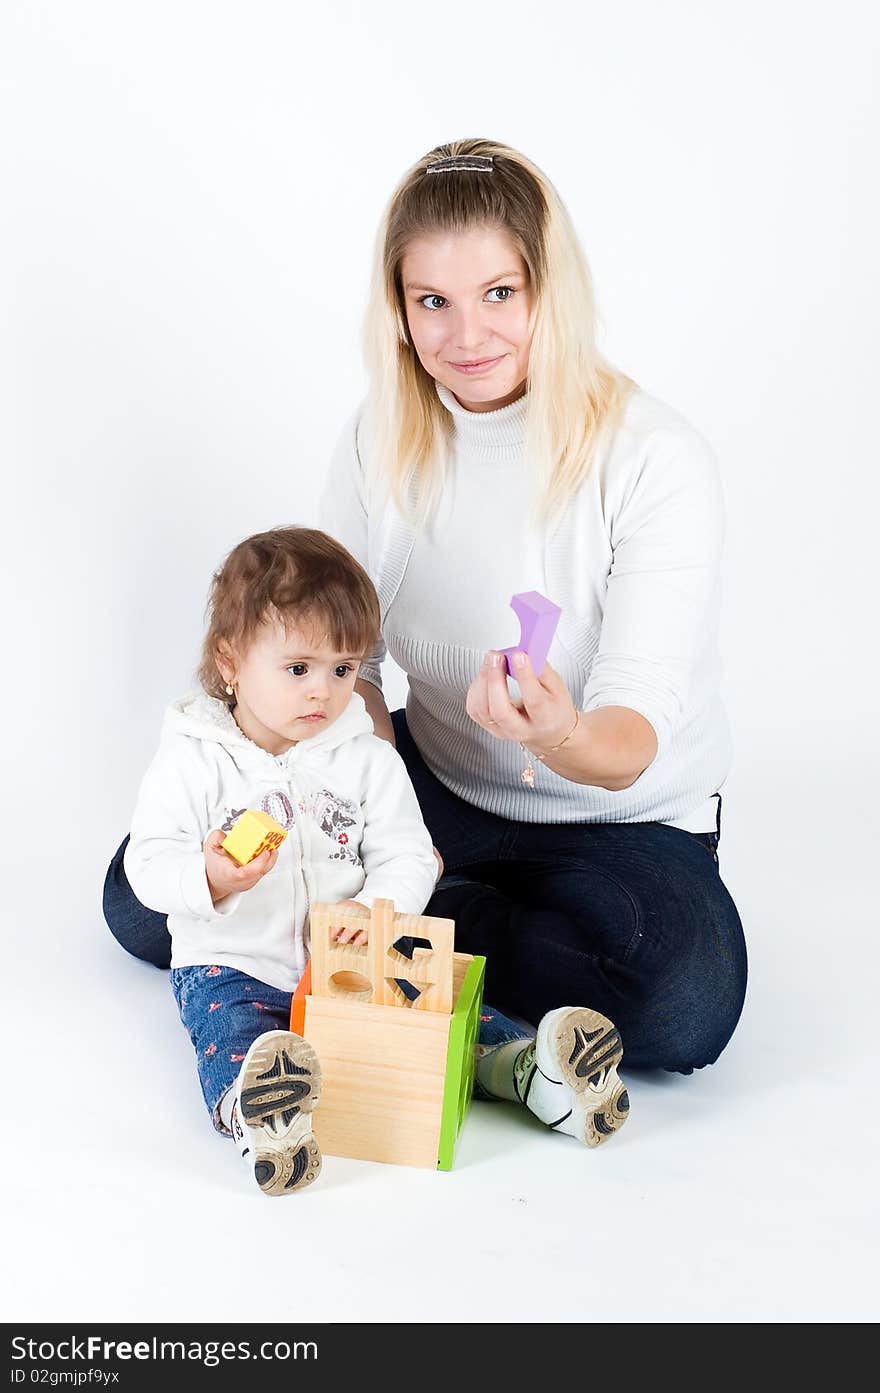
[
  {"xmin": 290, "ymin": 899, "xmax": 485, "ymax": 1170},
  {"xmin": 221, "ymin": 809, "xmax": 287, "ymax": 865}
]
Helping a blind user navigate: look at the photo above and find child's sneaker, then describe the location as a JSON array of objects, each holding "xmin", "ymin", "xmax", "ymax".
[
  {"xmin": 230, "ymin": 1030, "xmax": 322, "ymax": 1195},
  {"xmin": 512, "ymin": 1006, "xmax": 630, "ymax": 1147}
]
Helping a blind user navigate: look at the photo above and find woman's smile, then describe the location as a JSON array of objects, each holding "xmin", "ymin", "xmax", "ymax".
[{"xmin": 448, "ymin": 355, "xmax": 506, "ymax": 375}]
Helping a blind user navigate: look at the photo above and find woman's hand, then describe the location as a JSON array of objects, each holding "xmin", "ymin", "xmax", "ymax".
[
  {"xmin": 204, "ymin": 830, "xmax": 279, "ymax": 905},
  {"xmin": 466, "ymin": 649, "xmax": 577, "ymax": 755}
]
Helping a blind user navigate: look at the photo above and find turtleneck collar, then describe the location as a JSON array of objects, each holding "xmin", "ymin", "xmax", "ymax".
[{"xmin": 435, "ymin": 382, "xmax": 528, "ymax": 454}]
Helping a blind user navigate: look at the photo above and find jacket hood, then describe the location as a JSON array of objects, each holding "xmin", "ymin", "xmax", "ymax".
[{"xmin": 163, "ymin": 689, "xmax": 374, "ymax": 761}]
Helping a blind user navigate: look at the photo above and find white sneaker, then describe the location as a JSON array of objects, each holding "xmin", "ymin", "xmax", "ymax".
[
  {"xmin": 230, "ymin": 1030, "xmax": 322, "ymax": 1195},
  {"xmin": 512, "ymin": 1007, "xmax": 630, "ymax": 1147}
]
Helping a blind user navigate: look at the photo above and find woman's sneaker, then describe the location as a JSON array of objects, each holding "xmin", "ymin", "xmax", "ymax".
[
  {"xmin": 230, "ymin": 1030, "xmax": 322, "ymax": 1195},
  {"xmin": 513, "ymin": 1007, "xmax": 630, "ymax": 1146}
]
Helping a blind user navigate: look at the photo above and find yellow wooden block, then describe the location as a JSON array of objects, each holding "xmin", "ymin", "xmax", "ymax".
[{"xmin": 221, "ymin": 809, "xmax": 287, "ymax": 865}]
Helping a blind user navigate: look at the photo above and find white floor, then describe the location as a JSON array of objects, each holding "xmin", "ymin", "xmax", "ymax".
[{"xmin": 4, "ymin": 749, "xmax": 877, "ymax": 1325}]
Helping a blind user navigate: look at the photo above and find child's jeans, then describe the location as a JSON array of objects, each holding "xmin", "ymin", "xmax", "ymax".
[{"xmin": 171, "ymin": 965, "xmax": 293, "ymax": 1134}]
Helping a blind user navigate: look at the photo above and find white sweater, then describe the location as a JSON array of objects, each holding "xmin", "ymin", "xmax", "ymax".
[
  {"xmin": 124, "ymin": 690, "xmax": 438, "ymax": 992},
  {"xmin": 320, "ymin": 384, "xmax": 731, "ymax": 832}
]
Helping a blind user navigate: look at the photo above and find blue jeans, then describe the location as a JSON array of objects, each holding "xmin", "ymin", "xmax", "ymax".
[
  {"xmin": 102, "ymin": 709, "xmax": 746, "ymax": 1074},
  {"xmin": 392, "ymin": 710, "xmax": 746, "ymax": 1073},
  {"xmin": 171, "ymin": 965, "xmax": 292, "ymax": 1132}
]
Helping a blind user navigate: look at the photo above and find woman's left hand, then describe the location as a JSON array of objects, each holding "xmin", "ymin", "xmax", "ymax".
[{"xmin": 466, "ymin": 650, "xmax": 578, "ymax": 754}]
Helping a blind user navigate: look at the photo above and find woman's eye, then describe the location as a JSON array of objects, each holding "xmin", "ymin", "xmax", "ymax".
[
  {"xmin": 419, "ymin": 294, "xmax": 448, "ymax": 311},
  {"xmin": 485, "ymin": 286, "xmax": 514, "ymax": 303},
  {"xmin": 286, "ymin": 664, "xmax": 307, "ymax": 677}
]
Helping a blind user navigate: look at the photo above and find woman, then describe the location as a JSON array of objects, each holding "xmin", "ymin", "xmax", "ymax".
[{"xmin": 104, "ymin": 138, "xmax": 746, "ymax": 1149}]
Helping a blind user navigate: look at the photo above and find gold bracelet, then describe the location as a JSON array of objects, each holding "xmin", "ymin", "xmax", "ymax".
[{"xmin": 519, "ymin": 711, "xmax": 581, "ymax": 789}]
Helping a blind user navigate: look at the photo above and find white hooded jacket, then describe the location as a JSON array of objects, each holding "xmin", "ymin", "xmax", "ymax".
[{"xmin": 124, "ymin": 690, "xmax": 438, "ymax": 992}]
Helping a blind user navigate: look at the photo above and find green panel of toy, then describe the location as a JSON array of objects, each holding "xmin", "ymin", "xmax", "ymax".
[{"xmin": 437, "ymin": 955, "xmax": 486, "ymax": 1170}]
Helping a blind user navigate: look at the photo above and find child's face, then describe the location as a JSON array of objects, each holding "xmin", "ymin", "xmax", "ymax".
[{"xmin": 221, "ymin": 615, "xmax": 363, "ymax": 756}]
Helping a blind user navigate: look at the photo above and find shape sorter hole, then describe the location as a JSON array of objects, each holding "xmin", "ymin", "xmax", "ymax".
[
  {"xmin": 391, "ymin": 936, "xmax": 433, "ymax": 961},
  {"xmin": 387, "ymin": 977, "xmax": 425, "ymax": 1008},
  {"xmin": 328, "ymin": 970, "xmax": 372, "ymax": 999}
]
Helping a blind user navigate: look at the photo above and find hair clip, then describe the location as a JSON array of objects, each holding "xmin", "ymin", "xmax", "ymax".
[{"xmin": 425, "ymin": 155, "xmax": 495, "ymax": 174}]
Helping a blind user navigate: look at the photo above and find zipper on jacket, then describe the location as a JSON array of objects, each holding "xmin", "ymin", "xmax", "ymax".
[{"xmin": 286, "ymin": 773, "xmax": 312, "ymax": 976}]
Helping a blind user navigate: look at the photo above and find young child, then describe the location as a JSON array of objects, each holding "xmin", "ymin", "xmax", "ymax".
[{"xmin": 125, "ymin": 526, "xmax": 438, "ymax": 1196}]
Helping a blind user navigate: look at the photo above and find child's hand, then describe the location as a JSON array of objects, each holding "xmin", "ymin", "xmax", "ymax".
[
  {"xmin": 203, "ymin": 829, "xmax": 279, "ymax": 905},
  {"xmin": 331, "ymin": 900, "xmax": 370, "ymax": 945}
]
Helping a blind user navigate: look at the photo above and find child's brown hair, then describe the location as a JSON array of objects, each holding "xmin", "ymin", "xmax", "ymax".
[{"xmin": 197, "ymin": 527, "xmax": 381, "ymax": 701}]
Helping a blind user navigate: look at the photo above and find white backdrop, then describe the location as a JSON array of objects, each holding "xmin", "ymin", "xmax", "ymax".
[
  {"xmin": 3, "ymin": 0, "xmax": 877, "ymax": 853},
  {"xmin": 2, "ymin": 1, "xmax": 878, "ymax": 1324}
]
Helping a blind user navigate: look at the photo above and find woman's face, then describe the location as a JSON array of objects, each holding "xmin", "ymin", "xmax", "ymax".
[{"xmin": 400, "ymin": 226, "xmax": 533, "ymax": 412}]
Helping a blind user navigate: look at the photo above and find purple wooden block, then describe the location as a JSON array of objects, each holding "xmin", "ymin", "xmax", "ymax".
[{"xmin": 501, "ymin": 590, "xmax": 562, "ymax": 676}]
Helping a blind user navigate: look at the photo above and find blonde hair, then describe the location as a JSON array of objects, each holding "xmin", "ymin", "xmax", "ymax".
[{"xmin": 364, "ymin": 137, "xmax": 633, "ymax": 525}]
